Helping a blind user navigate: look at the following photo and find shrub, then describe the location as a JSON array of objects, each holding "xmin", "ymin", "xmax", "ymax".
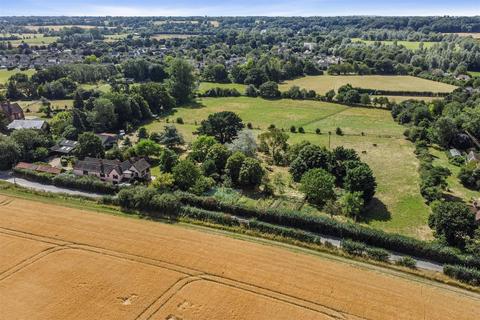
[
  {"xmin": 443, "ymin": 264, "xmax": 480, "ymax": 286},
  {"xmin": 172, "ymin": 160, "xmax": 201, "ymax": 191},
  {"xmin": 336, "ymin": 127, "xmax": 343, "ymax": 135},
  {"xmin": 290, "ymin": 126, "xmax": 296, "ymax": 133},
  {"xmin": 365, "ymin": 247, "xmax": 390, "ymax": 262},
  {"xmin": 315, "ymin": 128, "xmax": 321, "ymax": 134},
  {"xmin": 395, "ymin": 256, "xmax": 417, "ymax": 269},
  {"xmin": 298, "ymin": 127, "xmax": 305, "ymax": 134},
  {"xmin": 176, "ymin": 117, "xmax": 184, "ymax": 124},
  {"xmin": 175, "ymin": 192, "xmax": 480, "ymax": 269},
  {"xmin": 341, "ymin": 239, "xmax": 367, "ymax": 256}
]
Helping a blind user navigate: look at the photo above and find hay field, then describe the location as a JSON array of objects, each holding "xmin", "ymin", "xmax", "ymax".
[
  {"xmin": 151, "ymin": 34, "xmax": 196, "ymax": 40},
  {"xmin": 0, "ymin": 195, "xmax": 479, "ymax": 319},
  {"xmin": 0, "ymin": 69, "xmax": 36, "ymax": 84},
  {"xmin": 23, "ymin": 25, "xmax": 98, "ymax": 31},
  {"xmin": 279, "ymin": 75, "xmax": 457, "ymax": 94}
]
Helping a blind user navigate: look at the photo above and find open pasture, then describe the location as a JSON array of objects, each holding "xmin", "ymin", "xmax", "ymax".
[
  {"xmin": 351, "ymin": 38, "xmax": 437, "ymax": 50},
  {"xmin": 0, "ymin": 195, "xmax": 478, "ymax": 319},
  {"xmin": 23, "ymin": 25, "xmax": 99, "ymax": 31},
  {"xmin": 146, "ymin": 97, "xmax": 430, "ymax": 237},
  {"xmin": 279, "ymin": 75, "xmax": 457, "ymax": 95},
  {"xmin": 198, "ymin": 81, "xmax": 247, "ymax": 93},
  {"xmin": 0, "ymin": 69, "xmax": 36, "ymax": 84},
  {"xmin": 151, "ymin": 34, "xmax": 196, "ymax": 40}
]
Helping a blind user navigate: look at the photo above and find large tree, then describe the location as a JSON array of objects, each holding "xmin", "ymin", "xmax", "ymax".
[
  {"xmin": 167, "ymin": 58, "xmax": 196, "ymax": 105},
  {"xmin": 300, "ymin": 168, "xmax": 336, "ymax": 207},
  {"xmin": 76, "ymin": 132, "xmax": 105, "ymax": 159},
  {"xmin": 429, "ymin": 201, "xmax": 476, "ymax": 247},
  {"xmin": 198, "ymin": 111, "xmax": 244, "ymax": 144}
]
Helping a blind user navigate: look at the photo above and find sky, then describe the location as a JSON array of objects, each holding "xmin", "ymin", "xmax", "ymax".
[{"xmin": 1, "ymin": 0, "xmax": 479, "ymax": 17}]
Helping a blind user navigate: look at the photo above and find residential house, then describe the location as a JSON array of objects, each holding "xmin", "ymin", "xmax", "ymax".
[
  {"xmin": 73, "ymin": 157, "xmax": 151, "ymax": 184},
  {"xmin": 7, "ymin": 119, "xmax": 48, "ymax": 131},
  {"xmin": 449, "ymin": 148, "xmax": 462, "ymax": 157},
  {"xmin": 96, "ymin": 133, "xmax": 118, "ymax": 149},
  {"xmin": 467, "ymin": 151, "xmax": 480, "ymax": 164},
  {"xmin": 50, "ymin": 139, "xmax": 78, "ymax": 155},
  {"xmin": 0, "ymin": 101, "xmax": 24, "ymax": 121}
]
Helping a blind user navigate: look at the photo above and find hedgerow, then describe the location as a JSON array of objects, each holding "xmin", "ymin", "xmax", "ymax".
[{"xmin": 443, "ymin": 264, "xmax": 480, "ymax": 286}]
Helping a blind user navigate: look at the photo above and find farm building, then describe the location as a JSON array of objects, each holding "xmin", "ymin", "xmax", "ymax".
[
  {"xmin": 7, "ymin": 119, "xmax": 48, "ymax": 131},
  {"xmin": 14, "ymin": 162, "xmax": 61, "ymax": 175}
]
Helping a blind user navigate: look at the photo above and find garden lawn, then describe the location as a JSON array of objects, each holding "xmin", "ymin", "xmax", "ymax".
[
  {"xmin": 429, "ymin": 147, "xmax": 480, "ymax": 202},
  {"xmin": 279, "ymin": 75, "xmax": 457, "ymax": 94},
  {"xmin": 145, "ymin": 96, "xmax": 431, "ymax": 239}
]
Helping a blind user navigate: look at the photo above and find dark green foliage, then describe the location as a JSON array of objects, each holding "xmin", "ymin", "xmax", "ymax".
[
  {"xmin": 258, "ymin": 81, "xmax": 280, "ymax": 99},
  {"xmin": 158, "ymin": 148, "xmax": 179, "ymax": 173},
  {"xmin": 198, "ymin": 111, "xmax": 244, "ymax": 144},
  {"xmin": 172, "ymin": 160, "xmax": 201, "ymax": 191},
  {"xmin": 0, "ymin": 136, "xmax": 21, "ymax": 170},
  {"xmin": 225, "ymin": 151, "xmax": 246, "ymax": 185},
  {"xmin": 205, "ymin": 144, "xmax": 231, "ymax": 173},
  {"xmin": 76, "ymin": 132, "xmax": 104, "ymax": 159},
  {"xmin": 395, "ymin": 256, "xmax": 417, "ymax": 269},
  {"xmin": 239, "ymin": 157, "xmax": 264, "ymax": 188},
  {"xmin": 289, "ymin": 144, "xmax": 332, "ymax": 181},
  {"xmin": 429, "ymin": 201, "xmax": 476, "ymax": 247},
  {"xmin": 443, "ymin": 264, "xmax": 480, "ymax": 286},
  {"xmin": 200, "ymin": 87, "xmax": 241, "ymax": 98},
  {"xmin": 300, "ymin": 168, "xmax": 336, "ymax": 206},
  {"xmin": 343, "ymin": 161, "xmax": 377, "ymax": 202}
]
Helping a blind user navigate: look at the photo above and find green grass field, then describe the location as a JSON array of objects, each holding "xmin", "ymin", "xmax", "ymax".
[
  {"xmin": 0, "ymin": 69, "xmax": 36, "ymax": 84},
  {"xmin": 151, "ymin": 34, "xmax": 196, "ymax": 40},
  {"xmin": 198, "ymin": 82, "xmax": 247, "ymax": 93},
  {"xmin": 380, "ymin": 95, "xmax": 440, "ymax": 103},
  {"xmin": 279, "ymin": 75, "xmax": 457, "ymax": 95},
  {"xmin": 1, "ymin": 33, "xmax": 59, "ymax": 46},
  {"xmin": 429, "ymin": 147, "xmax": 480, "ymax": 202},
  {"xmin": 79, "ymin": 83, "xmax": 111, "ymax": 93},
  {"xmin": 351, "ymin": 38, "xmax": 437, "ymax": 50},
  {"xmin": 145, "ymin": 96, "xmax": 431, "ymax": 238},
  {"xmin": 469, "ymin": 71, "xmax": 480, "ymax": 78},
  {"xmin": 16, "ymin": 99, "xmax": 73, "ymax": 117}
]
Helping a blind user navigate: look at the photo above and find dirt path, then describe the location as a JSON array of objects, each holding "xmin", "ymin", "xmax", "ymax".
[{"xmin": 0, "ymin": 195, "xmax": 479, "ymax": 320}]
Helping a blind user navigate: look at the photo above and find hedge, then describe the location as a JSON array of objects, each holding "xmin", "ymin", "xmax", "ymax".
[
  {"xmin": 443, "ymin": 264, "xmax": 480, "ymax": 286},
  {"xmin": 176, "ymin": 192, "xmax": 480, "ymax": 268},
  {"xmin": 353, "ymin": 87, "xmax": 449, "ymax": 97},
  {"xmin": 13, "ymin": 168, "xmax": 118, "ymax": 194}
]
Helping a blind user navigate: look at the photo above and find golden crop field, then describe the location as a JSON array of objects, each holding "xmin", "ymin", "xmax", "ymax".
[
  {"xmin": 0, "ymin": 195, "xmax": 479, "ymax": 319},
  {"xmin": 279, "ymin": 75, "xmax": 457, "ymax": 94}
]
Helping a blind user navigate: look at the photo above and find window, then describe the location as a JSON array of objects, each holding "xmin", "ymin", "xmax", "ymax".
[
  {"xmin": 113, "ymin": 175, "xmax": 119, "ymax": 180},
  {"xmin": 100, "ymin": 173, "xmax": 105, "ymax": 177},
  {"xmin": 83, "ymin": 170, "xmax": 88, "ymax": 175}
]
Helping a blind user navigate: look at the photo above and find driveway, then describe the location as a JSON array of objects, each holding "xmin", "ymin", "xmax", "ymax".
[{"xmin": 0, "ymin": 171, "xmax": 103, "ymax": 198}]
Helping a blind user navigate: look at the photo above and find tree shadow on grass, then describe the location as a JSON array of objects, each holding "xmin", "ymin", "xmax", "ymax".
[
  {"xmin": 182, "ymin": 101, "xmax": 206, "ymax": 109},
  {"xmin": 361, "ymin": 197, "xmax": 392, "ymax": 223}
]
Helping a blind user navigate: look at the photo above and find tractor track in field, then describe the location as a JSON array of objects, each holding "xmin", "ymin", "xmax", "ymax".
[{"xmin": 0, "ymin": 227, "xmax": 362, "ymax": 320}]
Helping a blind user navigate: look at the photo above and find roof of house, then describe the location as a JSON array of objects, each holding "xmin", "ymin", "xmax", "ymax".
[
  {"xmin": 7, "ymin": 119, "xmax": 46, "ymax": 130},
  {"xmin": 50, "ymin": 139, "xmax": 78, "ymax": 154},
  {"xmin": 96, "ymin": 133, "xmax": 118, "ymax": 145},
  {"xmin": 131, "ymin": 158, "xmax": 151, "ymax": 172},
  {"xmin": 467, "ymin": 151, "xmax": 480, "ymax": 162},
  {"xmin": 14, "ymin": 162, "xmax": 61, "ymax": 175},
  {"xmin": 449, "ymin": 149, "xmax": 462, "ymax": 157},
  {"xmin": 74, "ymin": 157, "xmax": 150, "ymax": 177},
  {"xmin": 0, "ymin": 102, "xmax": 23, "ymax": 116}
]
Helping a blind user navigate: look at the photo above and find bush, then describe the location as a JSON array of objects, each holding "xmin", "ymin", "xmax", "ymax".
[
  {"xmin": 315, "ymin": 128, "xmax": 321, "ymax": 134},
  {"xmin": 341, "ymin": 239, "xmax": 367, "ymax": 256},
  {"xmin": 298, "ymin": 127, "xmax": 305, "ymax": 134},
  {"xmin": 395, "ymin": 256, "xmax": 417, "ymax": 269},
  {"xmin": 443, "ymin": 264, "xmax": 480, "ymax": 286},
  {"xmin": 336, "ymin": 127, "xmax": 343, "ymax": 135},
  {"xmin": 290, "ymin": 126, "xmax": 296, "ymax": 133},
  {"xmin": 176, "ymin": 117, "xmax": 184, "ymax": 124},
  {"xmin": 365, "ymin": 247, "xmax": 390, "ymax": 262},
  {"xmin": 175, "ymin": 192, "xmax": 480, "ymax": 269}
]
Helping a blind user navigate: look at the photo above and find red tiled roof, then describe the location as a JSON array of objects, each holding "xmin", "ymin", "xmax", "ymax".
[
  {"xmin": 15, "ymin": 162, "xmax": 61, "ymax": 175},
  {"xmin": 15, "ymin": 162, "xmax": 36, "ymax": 170}
]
